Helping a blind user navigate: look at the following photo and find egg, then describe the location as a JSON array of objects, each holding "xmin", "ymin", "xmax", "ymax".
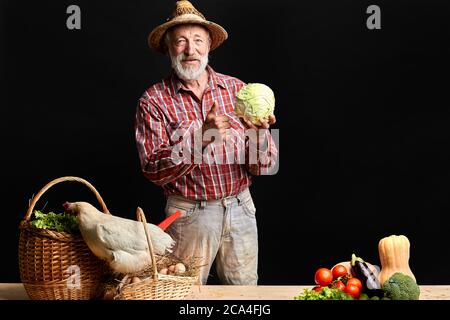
[
  {"xmin": 131, "ymin": 276, "xmax": 141, "ymax": 284},
  {"xmin": 174, "ymin": 263, "xmax": 186, "ymax": 275},
  {"xmin": 159, "ymin": 268, "xmax": 168, "ymax": 275}
]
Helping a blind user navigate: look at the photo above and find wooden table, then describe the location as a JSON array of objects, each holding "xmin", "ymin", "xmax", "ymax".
[{"xmin": 1, "ymin": 284, "xmax": 449, "ymax": 300}]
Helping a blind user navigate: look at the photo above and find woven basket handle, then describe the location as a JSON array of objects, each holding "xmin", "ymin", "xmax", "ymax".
[
  {"xmin": 136, "ymin": 207, "xmax": 158, "ymax": 281},
  {"xmin": 22, "ymin": 176, "xmax": 110, "ymax": 223}
]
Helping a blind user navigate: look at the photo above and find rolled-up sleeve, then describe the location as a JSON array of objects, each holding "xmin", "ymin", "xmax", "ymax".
[{"xmin": 246, "ymin": 128, "xmax": 279, "ymax": 176}]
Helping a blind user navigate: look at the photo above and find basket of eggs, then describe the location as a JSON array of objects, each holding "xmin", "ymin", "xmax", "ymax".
[{"xmin": 111, "ymin": 208, "xmax": 200, "ymax": 300}]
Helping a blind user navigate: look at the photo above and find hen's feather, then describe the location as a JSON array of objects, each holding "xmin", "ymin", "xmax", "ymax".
[{"xmin": 67, "ymin": 201, "xmax": 175, "ymax": 273}]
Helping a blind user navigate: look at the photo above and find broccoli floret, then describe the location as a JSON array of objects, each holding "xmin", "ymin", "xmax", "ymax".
[{"xmin": 382, "ymin": 272, "xmax": 420, "ymax": 300}]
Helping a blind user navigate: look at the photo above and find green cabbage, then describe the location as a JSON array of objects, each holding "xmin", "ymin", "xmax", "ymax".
[{"xmin": 235, "ymin": 83, "xmax": 275, "ymax": 126}]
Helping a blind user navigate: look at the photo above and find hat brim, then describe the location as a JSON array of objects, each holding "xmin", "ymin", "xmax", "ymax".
[{"xmin": 148, "ymin": 14, "xmax": 228, "ymax": 54}]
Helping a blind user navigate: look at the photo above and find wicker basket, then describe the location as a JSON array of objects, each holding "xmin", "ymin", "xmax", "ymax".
[
  {"xmin": 18, "ymin": 176, "xmax": 109, "ymax": 300},
  {"xmin": 116, "ymin": 208, "xmax": 199, "ymax": 300}
]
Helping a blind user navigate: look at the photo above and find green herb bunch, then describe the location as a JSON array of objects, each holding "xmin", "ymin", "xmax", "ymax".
[
  {"xmin": 294, "ymin": 287, "xmax": 354, "ymax": 300},
  {"xmin": 30, "ymin": 210, "xmax": 79, "ymax": 234}
]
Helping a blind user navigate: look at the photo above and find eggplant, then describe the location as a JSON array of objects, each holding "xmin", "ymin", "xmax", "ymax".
[{"xmin": 351, "ymin": 253, "xmax": 384, "ymax": 297}]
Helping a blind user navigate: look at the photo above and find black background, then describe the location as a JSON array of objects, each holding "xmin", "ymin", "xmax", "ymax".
[{"xmin": 1, "ymin": 0, "xmax": 450, "ymax": 286}]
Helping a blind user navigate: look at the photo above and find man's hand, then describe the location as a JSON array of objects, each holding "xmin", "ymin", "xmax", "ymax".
[
  {"xmin": 240, "ymin": 115, "xmax": 276, "ymax": 130},
  {"xmin": 240, "ymin": 115, "xmax": 276, "ymax": 145},
  {"xmin": 202, "ymin": 101, "xmax": 230, "ymax": 148}
]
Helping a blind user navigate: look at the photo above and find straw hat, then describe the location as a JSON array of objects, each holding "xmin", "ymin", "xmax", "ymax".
[{"xmin": 148, "ymin": 0, "xmax": 228, "ymax": 53}]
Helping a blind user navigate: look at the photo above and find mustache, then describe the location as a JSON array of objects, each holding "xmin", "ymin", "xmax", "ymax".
[
  {"xmin": 170, "ymin": 51, "xmax": 208, "ymax": 80},
  {"xmin": 176, "ymin": 53, "xmax": 202, "ymax": 62}
]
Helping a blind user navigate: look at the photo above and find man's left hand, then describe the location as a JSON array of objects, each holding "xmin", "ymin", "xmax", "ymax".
[
  {"xmin": 240, "ymin": 115, "xmax": 276, "ymax": 148},
  {"xmin": 240, "ymin": 115, "xmax": 276, "ymax": 130}
]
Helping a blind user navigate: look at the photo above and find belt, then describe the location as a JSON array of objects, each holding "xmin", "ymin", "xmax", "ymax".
[{"xmin": 167, "ymin": 188, "xmax": 251, "ymax": 208}]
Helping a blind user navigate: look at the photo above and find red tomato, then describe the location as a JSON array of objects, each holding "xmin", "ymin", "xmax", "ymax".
[
  {"xmin": 314, "ymin": 268, "xmax": 333, "ymax": 286},
  {"xmin": 347, "ymin": 277, "xmax": 363, "ymax": 290},
  {"xmin": 344, "ymin": 284, "xmax": 361, "ymax": 298},
  {"xmin": 332, "ymin": 281, "xmax": 346, "ymax": 291},
  {"xmin": 331, "ymin": 265, "xmax": 348, "ymax": 279},
  {"xmin": 313, "ymin": 286, "xmax": 322, "ymax": 292}
]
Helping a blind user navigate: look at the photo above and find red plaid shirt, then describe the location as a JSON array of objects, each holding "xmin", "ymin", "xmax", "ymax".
[{"xmin": 135, "ymin": 66, "xmax": 278, "ymax": 200}]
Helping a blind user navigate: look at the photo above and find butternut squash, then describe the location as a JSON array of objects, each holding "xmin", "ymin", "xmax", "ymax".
[{"xmin": 378, "ymin": 235, "xmax": 416, "ymax": 285}]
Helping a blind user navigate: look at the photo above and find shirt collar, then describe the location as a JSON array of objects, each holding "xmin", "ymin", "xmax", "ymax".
[{"xmin": 170, "ymin": 65, "xmax": 226, "ymax": 95}]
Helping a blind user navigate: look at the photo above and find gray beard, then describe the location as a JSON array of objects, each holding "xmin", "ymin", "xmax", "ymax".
[{"xmin": 171, "ymin": 52, "xmax": 209, "ymax": 81}]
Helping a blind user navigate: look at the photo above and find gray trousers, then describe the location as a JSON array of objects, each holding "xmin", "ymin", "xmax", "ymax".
[{"xmin": 164, "ymin": 188, "xmax": 258, "ymax": 285}]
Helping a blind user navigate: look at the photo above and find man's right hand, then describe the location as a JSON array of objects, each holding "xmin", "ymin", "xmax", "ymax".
[{"xmin": 202, "ymin": 101, "xmax": 230, "ymax": 148}]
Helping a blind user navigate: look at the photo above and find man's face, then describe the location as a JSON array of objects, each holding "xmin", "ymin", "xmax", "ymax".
[{"xmin": 167, "ymin": 24, "xmax": 211, "ymax": 81}]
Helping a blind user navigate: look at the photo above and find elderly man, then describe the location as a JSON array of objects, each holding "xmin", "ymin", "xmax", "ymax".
[{"xmin": 135, "ymin": 0, "xmax": 278, "ymax": 285}]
